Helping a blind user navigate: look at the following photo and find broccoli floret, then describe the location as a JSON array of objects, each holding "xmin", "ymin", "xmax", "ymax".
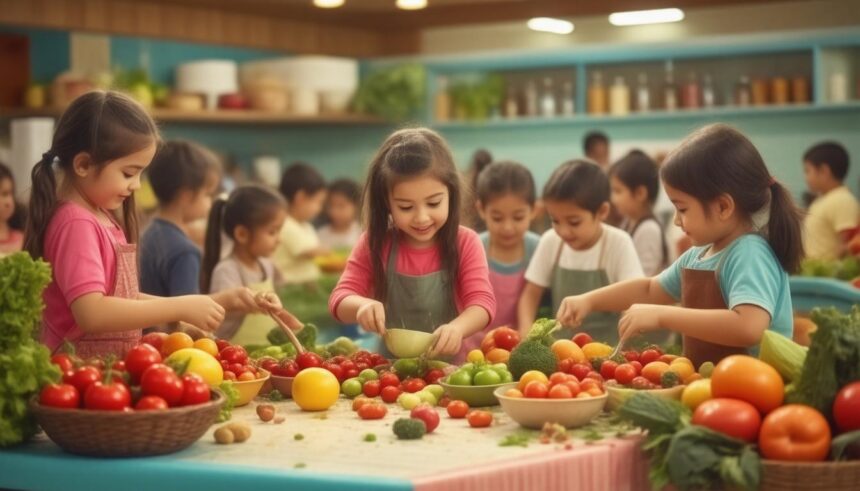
[
  {"xmin": 326, "ymin": 336, "xmax": 359, "ymax": 357},
  {"xmin": 393, "ymin": 418, "xmax": 426, "ymax": 440},
  {"xmin": 508, "ymin": 340, "xmax": 558, "ymax": 379},
  {"xmin": 526, "ymin": 318, "xmax": 560, "ymax": 345},
  {"xmin": 590, "ymin": 357, "xmax": 607, "ymax": 372},
  {"xmin": 661, "ymin": 370, "xmax": 681, "ymax": 388},
  {"xmin": 296, "ymin": 323, "xmax": 318, "ymax": 348}
]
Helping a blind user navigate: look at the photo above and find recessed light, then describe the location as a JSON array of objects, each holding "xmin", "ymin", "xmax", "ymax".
[
  {"xmin": 313, "ymin": 0, "xmax": 344, "ymax": 8},
  {"xmin": 609, "ymin": 8, "xmax": 685, "ymax": 26},
  {"xmin": 397, "ymin": 0, "xmax": 428, "ymax": 10},
  {"xmin": 527, "ymin": 17, "xmax": 574, "ymax": 35}
]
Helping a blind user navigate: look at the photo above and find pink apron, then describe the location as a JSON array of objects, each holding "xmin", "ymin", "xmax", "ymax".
[{"xmin": 64, "ymin": 221, "xmax": 141, "ymax": 359}]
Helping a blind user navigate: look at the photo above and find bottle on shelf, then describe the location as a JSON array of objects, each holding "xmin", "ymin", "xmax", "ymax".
[
  {"xmin": 434, "ymin": 76, "xmax": 451, "ymax": 122},
  {"xmin": 609, "ymin": 76, "xmax": 630, "ymax": 116},
  {"xmin": 792, "ymin": 76, "xmax": 810, "ymax": 104},
  {"xmin": 588, "ymin": 71, "xmax": 607, "ymax": 115},
  {"xmin": 829, "ymin": 71, "xmax": 849, "ymax": 103},
  {"xmin": 681, "ymin": 72, "xmax": 701, "ymax": 110},
  {"xmin": 735, "ymin": 75, "xmax": 752, "ymax": 107},
  {"xmin": 540, "ymin": 77, "xmax": 557, "ymax": 118},
  {"xmin": 702, "ymin": 74, "xmax": 716, "ymax": 108},
  {"xmin": 635, "ymin": 73, "xmax": 650, "ymax": 112},
  {"xmin": 561, "ymin": 80, "xmax": 575, "ymax": 116},
  {"xmin": 663, "ymin": 61, "xmax": 678, "ymax": 112},
  {"xmin": 504, "ymin": 85, "xmax": 519, "ymax": 119},
  {"xmin": 523, "ymin": 79, "xmax": 539, "ymax": 117},
  {"xmin": 771, "ymin": 76, "xmax": 789, "ymax": 105},
  {"xmin": 751, "ymin": 78, "xmax": 769, "ymax": 106}
]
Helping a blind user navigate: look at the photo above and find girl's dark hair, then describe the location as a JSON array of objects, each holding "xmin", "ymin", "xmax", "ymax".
[
  {"xmin": 0, "ymin": 162, "xmax": 26, "ymax": 231},
  {"xmin": 364, "ymin": 127, "xmax": 462, "ymax": 304},
  {"xmin": 542, "ymin": 159, "xmax": 609, "ymax": 213},
  {"xmin": 661, "ymin": 123, "xmax": 803, "ymax": 273},
  {"xmin": 328, "ymin": 178, "xmax": 361, "ymax": 205},
  {"xmin": 200, "ymin": 185, "xmax": 286, "ymax": 293},
  {"xmin": 476, "ymin": 160, "xmax": 536, "ymax": 206},
  {"xmin": 148, "ymin": 139, "xmax": 221, "ymax": 205},
  {"xmin": 24, "ymin": 91, "xmax": 159, "ymax": 259},
  {"xmin": 468, "ymin": 149, "xmax": 493, "ymax": 196},
  {"xmin": 609, "ymin": 150, "xmax": 660, "ymax": 204},
  {"xmin": 279, "ymin": 161, "xmax": 326, "ymax": 203}
]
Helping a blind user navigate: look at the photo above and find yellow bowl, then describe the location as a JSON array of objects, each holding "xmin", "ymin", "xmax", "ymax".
[
  {"xmin": 232, "ymin": 369, "xmax": 270, "ymax": 407},
  {"xmin": 383, "ymin": 329, "xmax": 435, "ymax": 358},
  {"xmin": 605, "ymin": 384, "xmax": 685, "ymax": 412},
  {"xmin": 494, "ymin": 383, "xmax": 607, "ymax": 429}
]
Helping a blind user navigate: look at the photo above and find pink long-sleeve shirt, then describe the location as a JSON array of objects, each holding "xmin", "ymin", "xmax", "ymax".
[{"xmin": 329, "ymin": 226, "xmax": 496, "ymax": 325}]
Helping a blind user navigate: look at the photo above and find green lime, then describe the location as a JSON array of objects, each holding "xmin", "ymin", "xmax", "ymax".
[
  {"xmin": 341, "ymin": 377, "xmax": 363, "ymax": 398},
  {"xmin": 448, "ymin": 370, "xmax": 473, "ymax": 386},
  {"xmin": 358, "ymin": 368, "xmax": 378, "ymax": 382},
  {"xmin": 473, "ymin": 369, "xmax": 502, "ymax": 386}
]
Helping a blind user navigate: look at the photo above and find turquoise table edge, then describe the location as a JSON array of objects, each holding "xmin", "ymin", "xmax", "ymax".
[
  {"xmin": 0, "ymin": 446, "xmax": 413, "ymax": 491},
  {"xmin": 790, "ymin": 276, "xmax": 860, "ymax": 314}
]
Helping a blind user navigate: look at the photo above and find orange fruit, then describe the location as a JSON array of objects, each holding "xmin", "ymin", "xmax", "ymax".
[
  {"xmin": 517, "ymin": 370, "xmax": 549, "ymax": 392},
  {"xmin": 162, "ymin": 332, "xmax": 194, "ymax": 357},
  {"xmin": 684, "ymin": 372, "xmax": 704, "ymax": 384},
  {"xmin": 486, "ymin": 348, "xmax": 511, "ymax": 364},
  {"xmin": 641, "ymin": 361, "xmax": 671, "ymax": 385},
  {"xmin": 192, "ymin": 338, "xmax": 219, "ymax": 357},
  {"xmin": 551, "ymin": 340, "xmax": 586, "ymax": 364},
  {"xmin": 669, "ymin": 360, "xmax": 695, "ymax": 380}
]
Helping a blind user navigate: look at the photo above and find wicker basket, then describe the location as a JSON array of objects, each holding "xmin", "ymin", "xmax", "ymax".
[
  {"xmin": 31, "ymin": 390, "xmax": 224, "ymax": 457},
  {"xmin": 761, "ymin": 459, "xmax": 860, "ymax": 491}
]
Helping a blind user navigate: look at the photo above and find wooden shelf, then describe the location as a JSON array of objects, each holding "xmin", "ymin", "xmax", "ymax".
[{"xmin": 0, "ymin": 107, "xmax": 386, "ymax": 126}]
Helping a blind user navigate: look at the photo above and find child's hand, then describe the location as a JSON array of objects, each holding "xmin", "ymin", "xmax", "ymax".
[
  {"xmin": 556, "ymin": 295, "xmax": 592, "ymax": 328},
  {"xmin": 429, "ymin": 324, "xmax": 463, "ymax": 357},
  {"xmin": 356, "ymin": 300, "xmax": 386, "ymax": 335},
  {"xmin": 180, "ymin": 295, "xmax": 226, "ymax": 331},
  {"xmin": 254, "ymin": 291, "xmax": 283, "ymax": 313},
  {"xmin": 618, "ymin": 304, "xmax": 665, "ymax": 345},
  {"xmin": 273, "ymin": 307, "xmax": 305, "ymax": 332}
]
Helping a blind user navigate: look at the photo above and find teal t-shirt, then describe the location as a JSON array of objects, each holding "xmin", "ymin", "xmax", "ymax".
[
  {"xmin": 479, "ymin": 231, "xmax": 541, "ymax": 275},
  {"xmin": 657, "ymin": 234, "xmax": 794, "ymax": 348}
]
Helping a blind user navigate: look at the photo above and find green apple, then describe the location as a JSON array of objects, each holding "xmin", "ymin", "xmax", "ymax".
[
  {"xmin": 473, "ymin": 369, "xmax": 502, "ymax": 386},
  {"xmin": 341, "ymin": 377, "xmax": 363, "ymax": 398},
  {"xmin": 424, "ymin": 384, "xmax": 444, "ymax": 400},
  {"xmin": 397, "ymin": 393, "xmax": 421, "ymax": 410},
  {"xmin": 358, "ymin": 368, "xmax": 378, "ymax": 383},
  {"xmin": 416, "ymin": 390, "xmax": 437, "ymax": 406}
]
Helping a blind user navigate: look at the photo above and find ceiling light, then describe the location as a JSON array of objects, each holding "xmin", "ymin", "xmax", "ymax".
[
  {"xmin": 313, "ymin": 0, "xmax": 344, "ymax": 8},
  {"xmin": 397, "ymin": 0, "xmax": 427, "ymax": 10},
  {"xmin": 527, "ymin": 17, "xmax": 574, "ymax": 35},
  {"xmin": 609, "ymin": 8, "xmax": 684, "ymax": 26}
]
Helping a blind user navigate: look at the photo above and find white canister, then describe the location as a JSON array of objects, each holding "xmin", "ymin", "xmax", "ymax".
[
  {"xmin": 292, "ymin": 88, "xmax": 319, "ymax": 116},
  {"xmin": 829, "ymin": 72, "xmax": 848, "ymax": 103},
  {"xmin": 254, "ymin": 156, "xmax": 281, "ymax": 187}
]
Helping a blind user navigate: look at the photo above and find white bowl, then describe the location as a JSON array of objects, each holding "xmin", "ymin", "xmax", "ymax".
[
  {"xmin": 383, "ymin": 329, "xmax": 435, "ymax": 358},
  {"xmin": 494, "ymin": 383, "xmax": 607, "ymax": 429}
]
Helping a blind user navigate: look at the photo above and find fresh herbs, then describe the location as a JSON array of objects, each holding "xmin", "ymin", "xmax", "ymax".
[{"xmin": 216, "ymin": 381, "xmax": 239, "ymax": 422}]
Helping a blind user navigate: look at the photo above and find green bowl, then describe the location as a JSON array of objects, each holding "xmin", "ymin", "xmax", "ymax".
[
  {"xmin": 439, "ymin": 377, "xmax": 506, "ymax": 407},
  {"xmin": 383, "ymin": 329, "xmax": 435, "ymax": 359}
]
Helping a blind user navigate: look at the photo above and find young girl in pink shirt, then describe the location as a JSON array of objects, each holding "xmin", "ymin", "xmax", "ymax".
[
  {"xmin": 25, "ymin": 91, "xmax": 226, "ymax": 358},
  {"xmin": 329, "ymin": 128, "xmax": 496, "ymax": 357}
]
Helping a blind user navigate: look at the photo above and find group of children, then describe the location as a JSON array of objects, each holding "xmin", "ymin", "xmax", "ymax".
[{"xmin": 3, "ymin": 90, "xmax": 858, "ymax": 366}]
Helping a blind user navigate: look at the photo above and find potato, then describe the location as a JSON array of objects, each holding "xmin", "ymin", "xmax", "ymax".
[
  {"xmin": 214, "ymin": 426, "xmax": 234, "ymax": 444},
  {"xmin": 227, "ymin": 421, "xmax": 252, "ymax": 442}
]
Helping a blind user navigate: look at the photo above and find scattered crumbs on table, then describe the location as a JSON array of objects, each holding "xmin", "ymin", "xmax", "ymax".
[
  {"xmin": 294, "ymin": 433, "xmax": 305, "ymax": 441},
  {"xmin": 294, "ymin": 463, "xmax": 306, "ymax": 469},
  {"xmin": 312, "ymin": 413, "xmax": 329, "ymax": 420},
  {"xmin": 363, "ymin": 433, "xmax": 377, "ymax": 442}
]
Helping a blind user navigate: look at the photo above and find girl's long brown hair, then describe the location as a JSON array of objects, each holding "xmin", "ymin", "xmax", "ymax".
[
  {"xmin": 24, "ymin": 91, "xmax": 158, "ymax": 259},
  {"xmin": 364, "ymin": 127, "xmax": 463, "ymax": 304},
  {"xmin": 661, "ymin": 124, "xmax": 804, "ymax": 273}
]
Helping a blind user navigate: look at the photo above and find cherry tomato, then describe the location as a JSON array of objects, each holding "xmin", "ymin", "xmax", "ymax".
[
  {"xmin": 447, "ymin": 400, "xmax": 469, "ymax": 418},
  {"xmin": 639, "ymin": 349, "xmax": 661, "ymax": 366},
  {"xmin": 220, "ymin": 346, "xmax": 249, "ymax": 365},
  {"xmin": 352, "ymin": 396, "xmax": 374, "ymax": 411},
  {"xmin": 355, "ymin": 362, "xmax": 370, "ymax": 372},
  {"xmin": 140, "ymin": 363, "xmax": 184, "ymax": 406},
  {"xmin": 215, "ymin": 339, "xmax": 231, "ymax": 352},
  {"xmin": 492, "ymin": 327, "xmax": 520, "ymax": 352},
  {"xmin": 424, "ymin": 369, "xmax": 445, "ymax": 385},
  {"xmin": 340, "ymin": 360, "xmax": 357, "ymax": 372},
  {"xmin": 411, "ymin": 404, "xmax": 440, "ymax": 433},
  {"xmin": 237, "ymin": 371, "xmax": 255, "ymax": 382},
  {"xmin": 179, "ymin": 373, "xmax": 211, "ymax": 406},
  {"xmin": 631, "ymin": 376, "xmax": 652, "ymax": 390},
  {"xmin": 437, "ymin": 396, "xmax": 451, "ymax": 408},
  {"xmin": 330, "ymin": 355, "xmax": 347, "ymax": 365},
  {"xmin": 467, "ymin": 410, "xmax": 493, "ymax": 428},
  {"xmin": 135, "ymin": 395, "xmax": 169, "ymax": 410},
  {"xmin": 223, "ymin": 370, "xmax": 237, "ymax": 381},
  {"xmin": 600, "ymin": 360, "xmax": 619, "ymax": 381},
  {"xmin": 39, "ymin": 383, "xmax": 80, "ymax": 409},
  {"xmin": 296, "ymin": 352, "xmax": 323, "ymax": 370},
  {"xmin": 548, "ymin": 384, "xmax": 573, "ymax": 399},
  {"xmin": 557, "ymin": 358, "xmax": 574, "ymax": 374},
  {"xmin": 629, "ymin": 361, "xmax": 643, "ymax": 374},
  {"xmin": 549, "ymin": 372, "xmax": 570, "ymax": 386},
  {"xmin": 345, "ymin": 368, "xmax": 360, "ymax": 380},
  {"xmin": 84, "ymin": 381, "xmax": 131, "ymax": 411},
  {"xmin": 65, "ymin": 366, "xmax": 102, "ymax": 396},
  {"xmin": 362, "ymin": 380, "xmax": 382, "ymax": 398},
  {"xmin": 570, "ymin": 363, "xmax": 591, "ymax": 381},
  {"xmin": 51, "ymin": 354, "xmax": 76, "ymax": 373},
  {"xmin": 571, "ymin": 333, "xmax": 593, "ymax": 348},
  {"xmin": 524, "ymin": 381, "xmax": 549, "ymax": 398},
  {"xmin": 124, "ymin": 344, "xmax": 162, "ymax": 383},
  {"xmin": 379, "ymin": 372, "xmax": 401, "ymax": 388},
  {"xmin": 381, "ymin": 385, "xmax": 402, "ymax": 403},
  {"xmin": 403, "ymin": 378, "xmax": 426, "ymax": 393},
  {"xmin": 370, "ymin": 354, "xmax": 389, "ymax": 367},
  {"xmin": 322, "ymin": 362, "xmax": 344, "ymax": 382},
  {"xmin": 562, "ymin": 380, "xmax": 581, "ymax": 397},
  {"xmin": 357, "ymin": 402, "xmax": 387, "ymax": 420},
  {"xmin": 833, "ymin": 382, "xmax": 860, "ymax": 433},
  {"xmin": 623, "ymin": 351, "xmax": 640, "ymax": 363},
  {"xmin": 614, "ymin": 364, "xmax": 637, "ymax": 385}
]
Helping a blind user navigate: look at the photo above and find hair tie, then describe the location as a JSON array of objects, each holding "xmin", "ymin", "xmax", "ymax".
[
  {"xmin": 768, "ymin": 175, "xmax": 777, "ymax": 187},
  {"xmin": 42, "ymin": 152, "xmax": 54, "ymax": 165}
]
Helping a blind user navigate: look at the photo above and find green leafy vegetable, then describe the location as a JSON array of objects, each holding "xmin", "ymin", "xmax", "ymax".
[
  {"xmin": 217, "ymin": 381, "xmax": 239, "ymax": 423},
  {"xmin": 266, "ymin": 390, "xmax": 284, "ymax": 402},
  {"xmin": 831, "ymin": 429, "xmax": 860, "ymax": 461},
  {"xmin": 352, "ymin": 64, "xmax": 426, "ymax": 121},
  {"xmin": 758, "ymin": 330, "xmax": 807, "ymax": 383},
  {"xmin": 499, "ymin": 433, "xmax": 532, "ymax": 447}
]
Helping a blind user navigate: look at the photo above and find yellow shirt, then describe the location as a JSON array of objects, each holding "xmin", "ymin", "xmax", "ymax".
[
  {"xmin": 803, "ymin": 186, "xmax": 860, "ymax": 260},
  {"xmin": 273, "ymin": 216, "xmax": 321, "ymax": 284}
]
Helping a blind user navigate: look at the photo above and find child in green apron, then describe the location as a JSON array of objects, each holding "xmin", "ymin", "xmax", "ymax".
[
  {"xmin": 555, "ymin": 124, "xmax": 801, "ymax": 366},
  {"xmin": 329, "ymin": 128, "xmax": 496, "ymax": 358},
  {"xmin": 201, "ymin": 186, "xmax": 291, "ymax": 347},
  {"xmin": 518, "ymin": 160, "xmax": 645, "ymax": 344}
]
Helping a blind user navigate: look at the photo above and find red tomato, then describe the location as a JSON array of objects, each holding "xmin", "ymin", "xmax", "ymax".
[
  {"xmin": 570, "ymin": 363, "xmax": 591, "ymax": 380},
  {"xmin": 112, "ymin": 360, "xmax": 126, "ymax": 372},
  {"xmin": 571, "ymin": 333, "xmax": 593, "ymax": 348},
  {"xmin": 557, "ymin": 358, "xmax": 574, "ymax": 374},
  {"xmin": 437, "ymin": 396, "xmax": 451, "ymax": 408},
  {"xmin": 424, "ymin": 369, "xmax": 445, "ymax": 385},
  {"xmin": 639, "ymin": 349, "xmax": 661, "ymax": 365},
  {"xmin": 585, "ymin": 372, "xmax": 604, "ymax": 384},
  {"xmin": 330, "ymin": 355, "xmax": 347, "ymax": 365},
  {"xmin": 223, "ymin": 370, "xmax": 237, "ymax": 381},
  {"xmin": 447, "ymin": 400, "xmax": 469, "ymax": 418},
  {"xmin": 381, "ymin": 385, "xmax": 402, "ymax": 403},
  {"xmin": 39, "ymin": 383, "xmax": 80, "ymax": 409},
  {"xmin": 141, "ymin": 332, "xmax": 168, "ymax": 351},
  {"xmin": 237, "ymin": 371, "xmax": 255, "ymax": 382},
  {"xmin": 834, "ymin": 382, "xmax": 860, "ymax": 433},
  {"xmin": 215, "ymin": 339, "xmax": 231, "ymax": 352},
  {"xmin": 629, "ymin": 361, "xmax": 643, "ymax": 374},
  {"xmin": 323, "ymin": 362, "xmax": 344, "ymax": 382},
  {"xmin": 548, "ymin": 384, "xmax": 573, "ymax": 399},
  {"xmin": 340, "ymin": 360, "xmax": 357, "ymax": 372},
  {"xmin": 296, "ymin": 352, "xmax": 323, "ymax": 370},
  {"xmin": 135, "ymin": 395, "xmax": 169, "ymax": 410},
  {"xmin": 51, "ymin": 354, "xmax": 76, "ymax": 373},
  {"xmin": 467, "ymin": 410, "xmax": 493, "ymax": 428},
  {"xmin": 692, "ymin": 398, "xmax": 762, "ymax": 442},
  {"xmin": 228, "ymin": 363, "xmax": 245, "ymax": 376},
  {"xmin": 630, "ymin": 376, "xmax": 652, "ymax": 390},
  {"xmin": 622, "ymin": 351, "xmax": 640, "ymax": 363},
  {"xmin": 411, "ymin": 404, "xmax": 440, "ymax": 433},
  {"xmin": 759, "ymin": 405, "xmax": 831, "ymax": 462},
  {"xmin": 220, "ymin": 346, "xmax": 249, "ymax": 365},
  {"xmin": 549, "ymin": 372, "xmax": 569, "ymax": 386},
  {"xmin": 658, "ymin": 354, "xmax": 678, "ymax": 364},
  {"xmin": 492, "ymin": 327, "xmax": 520, "ymax": 351},
  {"xmin": 524, "ymin": 381, "xmax": 549, "ymax": 398},
  {"xmin": 614, "ymin": 364, "xmax": 637, "ymax": 385},
  {"xmin": 124, "ymin": 344, "xmax": 162, "ymax": 382},
  {"xmin": 711, "ymin": 355, "xmax": 784, "ymax": 414},
  {"xmin": 345, "ymin": 368, "xmax": 360, "ymax": 380},
  {"xmin": 379, "ymin": 372, "xmax": 401, "ymax": 388},
  {"xmin": 179, "ymin": 373, "xmax": 210, "ymax": 406},
  {"xmin": 66, "ymin": 366, "xmax": 102, "ymax": 396},
  {"xmin": 600, "ymin": 360, "xmax": 619, "ymax": 381},
  {"xmin": 562, "ymin": 380, "xmax": 581, "ymax": 397},
  {"xmin": 404, "ymin": 378, "xmax": 426, "ymax": 393},
  {"xmin": 84, "ymin": 381, "xmax": 131, "ymax": 411},
  {"xmin": 355, "ymin": 361, "xmax": 370, "ymax": 372},
  {"xmin": 258, "ymin": 358, "xmax": 279, "ymax": 373},
  {"xmin": 140, "ymin": 364, "xmax": 184, "ymax": 406},
  {"xmin": 370, "ymin": 354, "xmax": 388, "ymax": 367},
  {"xmin": 357, "ymin": 403, "xmax": 388, "ymax": 420},
  {"xmin": 362, "ymin": 380, "xmax": 382, "ymax": 398}
]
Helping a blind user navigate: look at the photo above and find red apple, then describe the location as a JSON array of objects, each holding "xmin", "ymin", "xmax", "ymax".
[{"xmin": 140, "ymin": 332, "xmax": 168, "ymax": 351}]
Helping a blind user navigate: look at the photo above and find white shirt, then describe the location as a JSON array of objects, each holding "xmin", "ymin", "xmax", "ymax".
[
  {"xmin": 317, "ymin": 221, "xmax": 362, "ymax": 251},
  {"xmin": 525, "ymin": 224, "xmax": 645, "ymax": 287},
  {"xmin": 629, "ymin": 219, "xmax": 666, "ymax": 277}
]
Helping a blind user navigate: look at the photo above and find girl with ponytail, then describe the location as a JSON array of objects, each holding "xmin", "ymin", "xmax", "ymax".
[{"xmin": 554, "ymin": 124, "xmax": 802, "ymax": 366}]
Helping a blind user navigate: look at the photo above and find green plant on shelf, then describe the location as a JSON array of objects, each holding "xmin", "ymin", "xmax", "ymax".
[
  {"xmin": 352, "ymin": 64, "xmax": 426, "ymax": 121},
  {"xmin": 449, "ymin": 74, "xmax": 504, "ymax": 121}
]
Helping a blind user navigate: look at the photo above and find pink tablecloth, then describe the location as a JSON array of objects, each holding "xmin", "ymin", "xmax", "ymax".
[{"xmin": 413, "ymin": 436, "xmax": 650, "ymax": 491}]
